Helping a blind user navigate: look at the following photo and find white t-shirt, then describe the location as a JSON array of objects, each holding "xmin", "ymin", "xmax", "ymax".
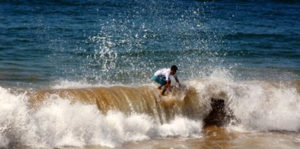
[{"xmin": 154, "ymin": 68, "xmax": 177, "ymax": 81}]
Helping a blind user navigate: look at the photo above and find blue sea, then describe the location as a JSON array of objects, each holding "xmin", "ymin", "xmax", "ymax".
[
  {"xmin": 0, "ymin": 0, "xmax": 300, "ymax": 148},
  {"xmin": 1, "ymin": 0, "xmax": 299, "ymax": 88}
]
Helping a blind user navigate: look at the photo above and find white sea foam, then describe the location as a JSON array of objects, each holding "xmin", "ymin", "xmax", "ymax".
[
  {"xmin": 50, "ymin": 80, "xmax": 131, "ymax": 89},
  {"xmin": 189, "ymin": 69, "xmax": 300, "ymax": 132},
  {"xmin": 50, "ymin": 80, "xmax": 103, "ymax": 89},
  {"xmin": 0, "ymin": 87, "xmax": 202, "ymax": 148},
  {"xmin": 229, "ymin": 82, "xmax": 300, "ymax": 131}
]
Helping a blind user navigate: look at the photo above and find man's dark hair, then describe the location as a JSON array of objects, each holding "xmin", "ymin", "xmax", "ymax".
[{"xmin": 171, "ymin": 65, "xmax": 178, "ymax": 71}]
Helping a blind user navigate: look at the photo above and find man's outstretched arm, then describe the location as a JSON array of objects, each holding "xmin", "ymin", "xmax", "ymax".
[{"xmin": 174, "ymin": 76, "xmax": 181, "ymax": 86}]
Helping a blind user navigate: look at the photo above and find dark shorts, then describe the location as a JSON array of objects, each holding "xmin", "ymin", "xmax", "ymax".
[{"xmin": 153, "ymin": 75, "xmax": 169, "ymax": 86}]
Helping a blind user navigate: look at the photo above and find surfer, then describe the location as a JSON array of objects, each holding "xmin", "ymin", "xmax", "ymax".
[{"xmin": 152, "ymin": 65, "xmax": 181, "ymax": 96}]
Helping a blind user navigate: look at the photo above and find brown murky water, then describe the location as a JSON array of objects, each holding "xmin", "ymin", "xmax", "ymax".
[{"xmin": 17, "ymin": 126, "xmax": 295, "ymax": 149}]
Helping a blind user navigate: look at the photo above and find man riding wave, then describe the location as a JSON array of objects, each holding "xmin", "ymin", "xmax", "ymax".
[{"xmin": 152, "ymin": 65, "xmax": 181, "ymax": 95}]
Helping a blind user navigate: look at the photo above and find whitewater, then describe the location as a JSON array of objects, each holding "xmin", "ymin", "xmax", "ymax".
[{"xmin": 0, "ymin": 70, "xmax": 299, "ymax": 148}]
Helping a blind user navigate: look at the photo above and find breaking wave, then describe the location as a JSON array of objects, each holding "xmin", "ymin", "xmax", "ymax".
[{"xmin": 0, "ymin": 71, "xmax": 300, "ymax": 148}]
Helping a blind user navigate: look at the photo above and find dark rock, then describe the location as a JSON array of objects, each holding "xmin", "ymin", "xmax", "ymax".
[{"xmin": 204, "ymin": 98, "xmax": 235, "ymax": 127}]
